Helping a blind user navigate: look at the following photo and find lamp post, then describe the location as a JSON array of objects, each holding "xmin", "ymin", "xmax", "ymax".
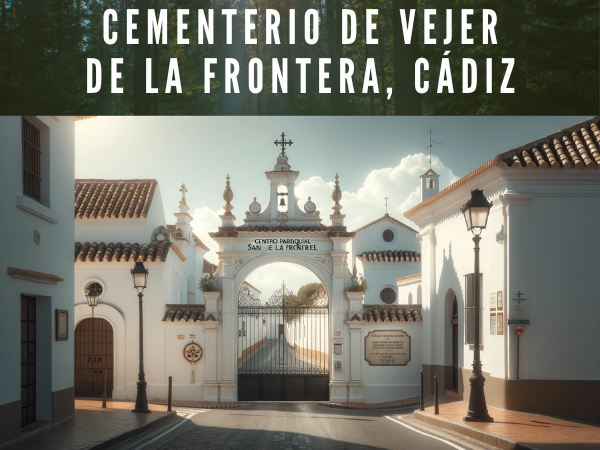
[
  {"xmin": 131, "ymin": 261, "xmax": 151, "ymax": 413},
  {"xmin": 85, "ymin": 284, "xmax": 101, "ymax": 398},
  {"xmin": 460, "ymin": 189, "xmax": 494, "ymax": 423}
]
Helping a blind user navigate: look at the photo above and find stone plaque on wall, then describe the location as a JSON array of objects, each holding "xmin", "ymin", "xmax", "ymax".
[{"xmin": 364, "ymin": 330, "xmax": 411, "ymax": 366}]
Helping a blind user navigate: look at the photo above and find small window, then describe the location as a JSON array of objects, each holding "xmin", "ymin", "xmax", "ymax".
[
  {"xmin": 380, "ymin": 287, "xmax": 397, "ymax": 304},
  {"xmin": 22, "ymin": 118, "xmax": 42, "ymax": 202},
  {"xmin": 382, "ymin": 229, "xmax": 395, "ymax": 243},
  {"xmin": 85, "ymin": 282, "xmax": 103, "ymax": 297}
]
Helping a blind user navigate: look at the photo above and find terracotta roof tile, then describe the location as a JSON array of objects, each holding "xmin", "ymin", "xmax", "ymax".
[
  {"xmin": 170, "ymin": 244, "xmax": 187, "ymax": 262},
  {"xmin": 166, "ymin": 225, "xmax": 210, "ymax": 251},
  {"xmin": 74, "ymin": 241, "xmax": 171, "ymax": 263},
  {"xmin": 75, "ymin": 179, "xmax": 157, "ymax": 219},
  {"xmin": 167, "ymin": 224, "xmax": 186, "ymax": 241},
  {"xmin": 163, "ymin": 304, "xmax": 205, "ymax": 322},
  {"xmin": 396, "ymin": 272, "xmax": 422, "ymax": 283},
  {"xmin": 192, "ymin": 233, "xmax": 210, "ymax": 251},
  {"xmin": 358, "ymin": 250, "xmax": 421, "ymax": 263},
  {"xmin": 405, "ymin": 117, "xmax": 600, "ymax": 218},
  {"xmin": 363, "ymin": 306, "xmax": 422, "ymax": 322}
]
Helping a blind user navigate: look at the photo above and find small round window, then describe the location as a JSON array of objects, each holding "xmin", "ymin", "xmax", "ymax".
[
  {"xmin": 380, "ymin": 287, "xmax": 397, "ymax": 304},
  {"xmin": 383, "ymin": 229, "xmax": 395, "ymax": 243},
  {"xmin": 85, "ymin": 282, "xmax": 103, "ymax": 297}
]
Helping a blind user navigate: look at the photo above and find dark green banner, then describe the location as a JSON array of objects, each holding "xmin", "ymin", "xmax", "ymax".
[{"xmin": 0, "ymin": 0, "xmax": 598, "ymax": 115}]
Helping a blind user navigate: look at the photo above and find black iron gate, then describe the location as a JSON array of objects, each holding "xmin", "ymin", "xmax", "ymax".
[{"xmin": 238, "ymin": 282, "xmax": 329, "ymax": 401}]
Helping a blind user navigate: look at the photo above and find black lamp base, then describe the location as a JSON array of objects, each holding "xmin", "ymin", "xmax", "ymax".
[
  {"xmin": 463, "ymin": 415, "xmax": 494, "ymax": 423},
  {"xmin": 131, "ymin": 379, "xmax": 151, "ymax": 413}
]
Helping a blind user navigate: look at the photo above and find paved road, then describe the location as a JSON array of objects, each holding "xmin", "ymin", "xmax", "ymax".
[
  {"xmin": 240, "ymin": 339, "xmax": 327, "ymax": 374},
  {"xmin": 114, "ymin": 403, "xmax": 493, "ymax": 450}
]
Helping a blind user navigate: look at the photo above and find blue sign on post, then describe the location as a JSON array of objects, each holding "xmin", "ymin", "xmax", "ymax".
[{"xmin": 508, "ymin": 319, "xmax": 530, "ymax": 325}]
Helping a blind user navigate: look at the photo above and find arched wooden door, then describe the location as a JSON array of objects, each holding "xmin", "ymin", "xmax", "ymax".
[{"xmin": 75, "ymin": 318, "xmax": 114, "ymax": 398}]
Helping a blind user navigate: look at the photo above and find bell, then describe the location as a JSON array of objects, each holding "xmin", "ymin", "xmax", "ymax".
[{"xmin": 279, "ymin": 197, "xmax": 286, "ymax": 207}]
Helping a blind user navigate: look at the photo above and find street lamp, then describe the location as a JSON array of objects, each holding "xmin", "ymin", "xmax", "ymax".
[
  {"xmin": 131, "ymin": 261, "xmax": 150, "ymax": 413},
  {"xmin": 85, "ymin": 284, "xmax": 101, "ymax": 398},
  {"xmin": 460, "ymin": 189, "xmax": 494, "ymax": 423}
]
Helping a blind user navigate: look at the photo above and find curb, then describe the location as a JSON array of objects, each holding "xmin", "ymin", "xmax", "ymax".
[
  {"xmin": 87, "ymin": 411, "xmax": 178, "ymax": 450},
  {"xmin": 319, "ymin": 401, "xmax": 420, "ymax": 411},
  {"xmin": 172, "ymin": 404, "xmax": 246, "ymax": 409},
  {"xmin": 413, "ymin": 411, "xmax": 538, "ymax": 450}
]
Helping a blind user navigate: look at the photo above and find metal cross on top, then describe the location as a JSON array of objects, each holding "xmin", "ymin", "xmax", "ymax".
[
  {"xmin": 274, "ymin": 132, "xmax": 293, "ymax": 157},
  {"xmin": 384, "ymin": 196, "xmax": 389, "ymax": 214}
]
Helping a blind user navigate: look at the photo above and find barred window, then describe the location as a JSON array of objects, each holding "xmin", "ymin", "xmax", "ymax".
[
  {"xmin": 464, "ymin": 274, "xmax": 483, "ymax": 345},
  {"xmin": 85, "ymin": 282, "xmax": 103, "ymax": 297},
  {"xmin": 380, "ymin": 287, "xmax": 397, "ymax": 304},
  {"xmin": 382, "ymin": 229, "xmax": 395, "ymax": 242},
  {"xmin": 22, "ymin": 118, "xmax": 42, "ymax": 202}
]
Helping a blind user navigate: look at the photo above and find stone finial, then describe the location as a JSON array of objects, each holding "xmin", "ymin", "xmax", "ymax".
[
  {"xmin": 351, "ymin": 264, "xmax": 358, "ymax": 285},
  {"xmin": 332, "ymin": 173, "xmax": 343, "ymax": 215},
  {"xmin": 223, "ymin": 174, "xmax": 234, "ymax": 216}
]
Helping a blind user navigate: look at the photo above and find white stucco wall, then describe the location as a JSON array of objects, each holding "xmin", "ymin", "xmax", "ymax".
[
  {"xmin": 75, "ymin": 253, "xmax": 211, "ymax": 401},
  {"xmin": 359, "ymin": 262, "xmax": 422, "ymax": 305},
  {"xmin": 360, "ymin": 323, "xmax": 423, "ymax": 403},
  {"xmin": 0, "ymin": 116, "xmax": 76, "ymax": 422},
  {"xmin": 351, "ymin": 216, "xmax": 421, "ymax": 306},
  {"xmin": 396, "ymin": 280, "xmax": 422, "ymax": 305},
  {"xmin": 411, "ymin": 166, "xmax": 600, "ymax": 383}
]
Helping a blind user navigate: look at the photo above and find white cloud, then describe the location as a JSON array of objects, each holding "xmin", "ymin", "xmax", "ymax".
[
  {"xmin": 190, "ymin": 153, "xmax": 459, "ymax": 292},
  {"xmin": 295, "ymin": 153, "xmax": 459, "ymax": 230},
  {"xmin": 191, "ymin": 206, "xmax": 223, "ymax": 264}
]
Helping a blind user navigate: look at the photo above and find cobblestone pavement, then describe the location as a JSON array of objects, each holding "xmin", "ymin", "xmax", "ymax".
[
  {"xmin": 114, "ymin": 402, "xmax": 494, "ymax": 450},
  {"xmin": 239, "ymin": 339, "xmax": 325, "ymax": 373}
]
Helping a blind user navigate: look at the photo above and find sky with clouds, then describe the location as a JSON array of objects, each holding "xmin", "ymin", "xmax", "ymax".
[{"xmin": 75, "ymin": 116, "xmax": 588, "ymax": 295}]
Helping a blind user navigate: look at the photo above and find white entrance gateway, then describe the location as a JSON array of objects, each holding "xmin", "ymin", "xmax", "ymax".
[{"xmin": 208, "ymin": 147, "xmax": 355, "ymax": 402}]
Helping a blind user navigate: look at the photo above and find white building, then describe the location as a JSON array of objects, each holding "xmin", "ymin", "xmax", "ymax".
[
  {"xmin": 0, "ymin": 116, "xmax": 85, "ymax": 446},
  {"xmin": 404, "ymin": 117, "xmax": 600, "ymax": 423},
  {"xmin": 73, "ymin": 180, "xmax": 212, "ymax": 402},
  {"xmin": 351, "ymin": 214, "xmax": 421, "ymax": 306}
]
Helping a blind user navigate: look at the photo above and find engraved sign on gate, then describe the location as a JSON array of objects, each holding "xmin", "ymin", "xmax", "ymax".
[{"xmin": 364, "ymin": 330, "xmax": 411, "ymax": 366}]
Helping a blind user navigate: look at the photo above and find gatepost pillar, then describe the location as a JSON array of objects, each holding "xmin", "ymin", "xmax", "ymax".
[
  {"xmin": 219, "ymin": 253, "xmax": 237, "ymax": 402},
  {"xmin": 329, "ymin": 243, "xmax": 351, "ymax": 402},
  {"xmin": 347, "ymin": 291, "xmax": 365, "ymax": 402},
  {"xmin": 202, "ymin": 290, "xmax": 221, "ymax": 402}
]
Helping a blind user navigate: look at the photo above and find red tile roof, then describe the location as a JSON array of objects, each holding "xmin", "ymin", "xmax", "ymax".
[
  {"xmin": 167, "ymin": 224, "xmax": 210, "ymax": 251},
  {"xmin": 74, "ymin": 241, "xmax": 171, "ymax": 263},
  {"xmin": 363, "ymin": 306, "xmax": 422, "ymax": 322},
  {"xmin": 405, "ymin": 117, "xmax": 600, "ymax": 218},
  {"xmin": 359, "ymin": 250, "xmax": 421, "ymax": 263},
  {"xmin": 396, "ymin": 272, "xmax": 422, "ymax": 283},
  {"xmin": 75, "ymin": 179, "xmax": 157, "ymax": 219}
]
